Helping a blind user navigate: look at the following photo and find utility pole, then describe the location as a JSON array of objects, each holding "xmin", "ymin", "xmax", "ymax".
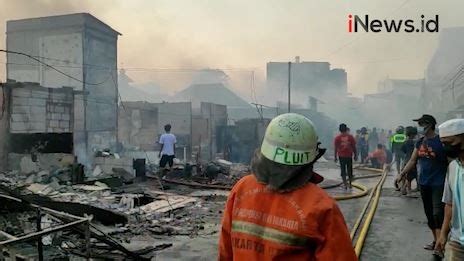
[
  {"xmin": 251, "ymin": 102, "xmax": 278, "ymax": 121},
  {"xmin": 288, "ymin": 62, "xmax": 291, "ymax": 113}
]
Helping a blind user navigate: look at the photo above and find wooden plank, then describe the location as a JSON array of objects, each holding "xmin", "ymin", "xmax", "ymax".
[
  {"xmin": 0, "ymin": 219, "xmax": 88, "ymax": 246},
  {"xmin": 162, "ymin": 178, "xmax": 232, "ymax": 190},
  {"xmin": 140, "ymin": 195, "xmax": 197, "ymax": 213},
  {"xmin": 0, "ymin": 230, "xmax": 16, "ymax": 240},
  {"xmin": 0, "ymin": 193, "xmax": 86, "ymax": 221}
]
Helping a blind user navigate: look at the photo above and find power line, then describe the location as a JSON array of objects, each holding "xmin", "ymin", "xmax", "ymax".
[
  {"xmin": 1, "ymin": 45, "xmax": 264, "ymax": 73},
  {"xmin": 121, "ymin": 67, "xmax": 258, "ymax": 73},
  {"xmin": 2, "ymin": 59, "xmax": 259, "ymax": 74},
  {"xmin": 249, "ymin": 70, "xmax": 259, "ymax": 105},
  {"xmin": 5, "ymin": 61, "xmax": 113, "ymax": 71},
  {"xmin": 27, "ymin": 54, "xmax": 114, "ymax": 70},
  {"xmin": 437, "ymin": 59, "xmax": 464, "ymax": 87},
  {"xmin": 2, "ymin": 57, "xmax": 430, "ymax": 71},
  {"xmin": 0, "ymin": 49, "xmax": 112, "ymax": 85}
]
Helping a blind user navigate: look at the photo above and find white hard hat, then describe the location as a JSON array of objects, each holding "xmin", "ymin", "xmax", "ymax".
[
  {"xmin": 261, "ymin": 113, "xmax": 319, "ymax": 166},
  {"xmin": 438, "ymin": 119, "xmax": 464, "ymax": 138}
]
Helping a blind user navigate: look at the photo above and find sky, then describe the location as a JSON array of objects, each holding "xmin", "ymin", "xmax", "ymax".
[{"xmin": 1, "ymin": 0, "xmax": 464, "ymax": 99}]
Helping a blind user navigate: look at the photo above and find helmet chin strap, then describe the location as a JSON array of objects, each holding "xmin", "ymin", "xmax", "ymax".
[{"xmin": 309, "ymin": 143, "xmax": 326, "ymax": 165}]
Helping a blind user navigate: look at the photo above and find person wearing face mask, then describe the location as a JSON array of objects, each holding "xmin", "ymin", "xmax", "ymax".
[
  {"xmin": 436, "ymin": 119, "xmax": 464, "ymax": 260},
  {"xmin": 400, "ymin": 114, "xmax": 448, "ymax": 258}
]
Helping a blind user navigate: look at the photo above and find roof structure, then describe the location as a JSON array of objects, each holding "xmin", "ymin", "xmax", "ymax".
[
  {"xmin": 7, "ymin": 13, "xmax": 121, "ymax": 36},
  {"xmin": 171, "ymin": 83, "xmax": 251, "ymax": 108}
]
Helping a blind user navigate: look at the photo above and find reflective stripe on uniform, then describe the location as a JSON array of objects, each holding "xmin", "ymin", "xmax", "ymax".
[
  {"xmin": 231, "ymin": 220, "xmax": 308, "ymax": 247},
  {"xmin": 392, "ymin": 134, "xmax": 406, "ymax": 143}
]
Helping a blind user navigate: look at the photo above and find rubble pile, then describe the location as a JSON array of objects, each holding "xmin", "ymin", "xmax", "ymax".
[
  {"xmin": 0, "ymin": 156, "xmax": 232, "ymax": 259},
  {"xmin": 0, "ymin": 147, "xmax": 247, "ymax": 260},
  {"xmin": 1, "ymin": 170, "xmax": 201, "ymax": 219},
  {"xmin": 162, "ymin": 159, "xmax": 250, "ymax": 188}
]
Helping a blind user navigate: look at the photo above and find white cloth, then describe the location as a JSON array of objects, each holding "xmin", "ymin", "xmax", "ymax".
[
  {"xmin": 443, "ymin": 160, "xmax": 464, "ymax": 245},
  {"xmin": 159, "ymin": 133, "xmax": 176, "ymax": 156},
  {"xmin": 439, "ymin": 119, "xmax": 464, "ymax": 138}
]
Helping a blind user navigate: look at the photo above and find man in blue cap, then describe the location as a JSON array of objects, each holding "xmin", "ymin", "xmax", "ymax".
[{"xmin": 401, "ymin": 114, "xmax": 448, "ymax": 258}]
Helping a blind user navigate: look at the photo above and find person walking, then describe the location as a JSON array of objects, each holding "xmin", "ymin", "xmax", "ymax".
[
  {"xmin": 400, "ymin": 114, "xmax": 448, "ymax": 258},
  {"xmin": 334, "ymin": 123, "xmax": 358, "ymax": 189},
  {"xmin": 359, "ymin": 127, "xmax": 369, "ymax": 163},
  {"xmin": 391, "ymin": 126, "xmax": 407, "ymax": 175},
  {"xmin": 436, "ymin": 119, "xmax": 464, "ymax": 260},
  {"xmin": 218, "ymin": 113, "xmax": 357, "ymax": 260}
]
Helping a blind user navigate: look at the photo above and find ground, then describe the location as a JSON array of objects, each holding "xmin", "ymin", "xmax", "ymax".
[
  {"xmin": 154, "ymin": 164, "xmax": 441, "ymax": 261},
  {"xmin": 360, "ymin": 173, "xmax": 436, "ymax": 261}
]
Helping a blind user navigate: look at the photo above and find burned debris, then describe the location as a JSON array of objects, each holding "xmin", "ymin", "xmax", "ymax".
[{"xmin": 0, "ymin": 12, "xmax": 338, "ymax": 261}]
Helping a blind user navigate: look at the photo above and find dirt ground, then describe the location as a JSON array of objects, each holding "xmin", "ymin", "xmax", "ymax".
[{"xmin": 154, "ymin": 165, "xmax": 439, "ymax": 261}]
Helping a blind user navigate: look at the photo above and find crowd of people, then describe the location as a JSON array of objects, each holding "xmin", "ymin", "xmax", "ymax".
[
  {"xmin": 333, "ymin": 114, "xmax": 464, "ymax": 259},
  {"xmin": 333, "ymin": 124, "xmax": 396, "ymax": 190},
  {"xmin": 216, "ymin": 112, "xmax": 464, "ymax": 260},
  {"xmin": 333, "ymin": 123, "xmax": 424, "ymax": 191}
]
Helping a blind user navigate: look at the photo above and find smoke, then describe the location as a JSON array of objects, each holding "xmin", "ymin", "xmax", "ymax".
[
  {"xmin": 1, "ymin": 0, "xmax": 464, "ymax": 100},
  {"xmin": 0, "ymin": 0, "xmax": 106, "ymax": 80}
]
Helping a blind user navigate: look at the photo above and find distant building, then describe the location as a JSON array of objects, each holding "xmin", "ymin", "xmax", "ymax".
[
  {"xmin": 6, "ymin": 13, "xmax": 121, "ymax": 166},
  {"xmin": 171, "ymin": 83, "xmax": 251, "ymax": 109},
  {"xmin": 377, "ymin": 78, "xmax": 424, "ymax": 97},
  {"xmin": 227, "ymin": 107, "xmax": 337, "ymax": 151},
  {"xmin": 118, "ymin": 101, "xmax": 192, "ymax": 153},
  {"xmin": 118, "ymin": 69, "xmax": 167, "ymax": 103},
  {"xmin": 266, "ymin": 57, "xmax": 347, "ymax": 105},
  {"xmin": 363, "ymin": 78, "xmax": 424, "ymax": 128},
  {"xmin": 426, "ymin": 27, "xmax": 464, "ymax": 119},
  {"xmin": 118, "ymin": 101, "xmax": 227, "ymax": 161}
]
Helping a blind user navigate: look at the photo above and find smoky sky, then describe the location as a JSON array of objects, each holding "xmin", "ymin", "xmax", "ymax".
[{"xmin": 1, "ymin": 0, "xmax": 464, "ymax": 98}]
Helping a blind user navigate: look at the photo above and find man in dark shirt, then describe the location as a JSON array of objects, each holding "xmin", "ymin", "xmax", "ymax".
[
  {"xmin": 401, "ymin": 115, "xmax": 448, "ymax": 258},
  {"xmin": 396, "ymin": 126, "xmax": 418, "ymax": 195},
  {"xmin": 358, "ymin": 127, "xmax": 369, "ymax": 163}
]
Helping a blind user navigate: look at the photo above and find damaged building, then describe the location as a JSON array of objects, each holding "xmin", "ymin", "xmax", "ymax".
[
  {"xmin": 426, "ymin": 27, "xmax": 464, "ymax": 119},
  {"xmin": 171, "ymin": 82, "xmax": 251, "ymax": 109},
  {"xmin": 266, "ymin": 56, "xmax": 348, "ymax": 105},
  {"xmin": 118, "ymin": 101, "xmax": 192, "ymax": 162},
  {"xmin": 5, "ymin": 13, "xmax": 120, "ymax": 167},
  {"xmin": 118, "ymin": 101, "xmax": 228, "ymax": 162},
  {"xmin": 0, "ymin": 82, "xmax": 81, "ymax": 172},
  {"xmin": 361, "ymin": 78, "xmax": 425, "ymax": 128}
]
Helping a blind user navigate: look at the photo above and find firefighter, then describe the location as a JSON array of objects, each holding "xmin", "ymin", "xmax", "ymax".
[
  {"xmin": 391, "ymin": 126, "xmax": 407, "ymax": 175},
  {"xmin": 218, "ymin": 113, "xmax": 357, "ymax": 261}
]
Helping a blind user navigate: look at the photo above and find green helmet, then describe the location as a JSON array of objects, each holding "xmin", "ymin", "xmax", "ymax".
[{"xmin": 261, "ymin": 113, "xmax": 319, "ymax": 166}]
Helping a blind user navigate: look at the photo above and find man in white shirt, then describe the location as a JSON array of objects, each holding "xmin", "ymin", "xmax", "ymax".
[
  {"xmin": 159, "ymin": 124, "xmax": 176, "ymax": 169},
  {"xmin": 436, "ymin": 119, "xmax": 464, "ymax": 260}
]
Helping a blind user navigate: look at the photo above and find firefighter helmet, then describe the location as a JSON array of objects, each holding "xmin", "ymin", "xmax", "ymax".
[{"xmin": 261, "ymin": 113, "xmax": 319, "ymax": 166}]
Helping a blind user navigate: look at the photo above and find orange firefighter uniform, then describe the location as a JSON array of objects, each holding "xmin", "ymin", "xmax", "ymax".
[{"xmin": 218, "ymin": 174, "xmax": 357, "ymax": 261}]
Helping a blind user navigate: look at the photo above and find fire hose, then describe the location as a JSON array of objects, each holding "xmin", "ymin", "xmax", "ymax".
[{"xmin": 350, "ymin": 167, "xmax": 388, "ymax": 257}]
